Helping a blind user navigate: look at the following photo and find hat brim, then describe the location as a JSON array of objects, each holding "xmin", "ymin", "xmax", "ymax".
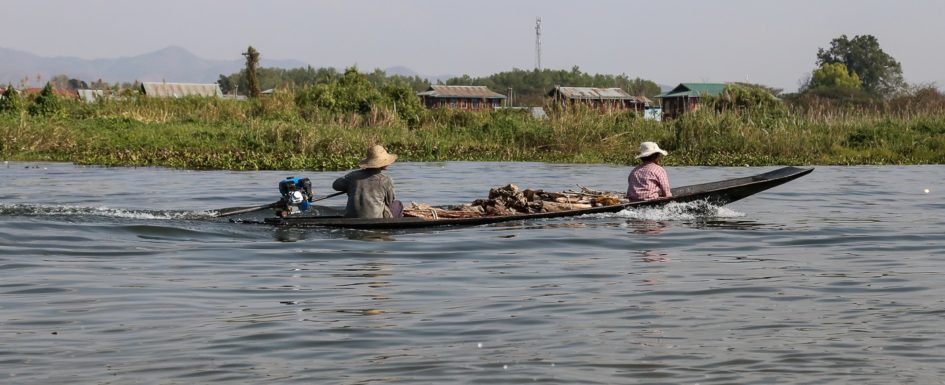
[
  {"xmin": 636, "ymin": 149, "xmax": 668, "ymax": 159},
  {"xmin": 358, "ymin": 154, "xmax": 397, "ymax": 169}
]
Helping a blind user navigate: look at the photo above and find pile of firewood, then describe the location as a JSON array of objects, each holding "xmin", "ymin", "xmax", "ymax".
[{"xmin": 402, "ymin": 184, "xmax": 626, "ymax": 220}]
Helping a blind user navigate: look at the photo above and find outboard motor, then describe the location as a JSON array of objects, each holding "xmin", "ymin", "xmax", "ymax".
[{"xmin": 277, "ymin": 177, "xmax": 314, "ymax": 217}]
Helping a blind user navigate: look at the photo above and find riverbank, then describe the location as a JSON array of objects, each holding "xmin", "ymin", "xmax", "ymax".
[{"xmin": 2, "ymin": 95, "xmax": 944, "ymax": 170}]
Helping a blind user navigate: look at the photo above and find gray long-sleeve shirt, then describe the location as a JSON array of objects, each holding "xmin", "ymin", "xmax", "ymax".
[{"xmin": 332, "ymin": 168, "xmax": 395, "ymax": 218}]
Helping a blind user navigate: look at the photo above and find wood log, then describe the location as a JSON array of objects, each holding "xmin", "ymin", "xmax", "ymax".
[
  {"xmin": 541, "ymin": 201, "xmax": 593, "ymax": 212},
  {"xmin": 403, "ymin": 207, "xmax": 484, "ymax": 219},
  {"xmin": 592, "ymin": 196, "xmax": 623, "ymax": 206}
]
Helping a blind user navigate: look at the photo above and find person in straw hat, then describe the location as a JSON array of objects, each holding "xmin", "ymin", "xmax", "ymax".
[
  {"xmin": 333, "ymin": 145, "xmax": 400, "ymax": 218},
  {"xmin": 626, "ymin": 141, "xmax": 672, "ymax": 201}
]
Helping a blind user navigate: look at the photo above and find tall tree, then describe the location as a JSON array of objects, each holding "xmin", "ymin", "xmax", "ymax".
[
  {"xmin": 242, "ymin": 46, "xmax": 261, "ymax": 98},
  {"xmin": 816, "ymin": 34, "xmax": 905, "ymax": 95},
  {"xmin": 217, "ymin": 74, "xmax": 234, "ymax": 95}
]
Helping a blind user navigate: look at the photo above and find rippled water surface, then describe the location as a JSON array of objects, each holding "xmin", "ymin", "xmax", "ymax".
[{"xmin": 2, "ymin": 161, "xmax": 944, "ymax": 384}]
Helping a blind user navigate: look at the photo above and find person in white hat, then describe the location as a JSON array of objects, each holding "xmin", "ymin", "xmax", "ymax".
[
  {"xmin": 626, "ymin": 141, "xmax": 672, "ymax": 201},
  {"xmin": 332, "ymin": 145, "xmax": 400, "ymax": 218}
]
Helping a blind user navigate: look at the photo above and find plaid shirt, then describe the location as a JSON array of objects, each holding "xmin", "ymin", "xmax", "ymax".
[{"xmin": 626, "ymin": 162, "xmax": 672, "ymax": 201}]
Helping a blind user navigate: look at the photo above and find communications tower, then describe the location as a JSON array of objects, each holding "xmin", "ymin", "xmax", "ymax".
[{"xmin": 535, "ymin": 17, "xmax": 542, "ymax": 71}]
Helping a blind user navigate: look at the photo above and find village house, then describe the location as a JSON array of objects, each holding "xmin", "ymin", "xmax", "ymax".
[
  {"xmin": 655, "ymin": 83, "xmax": 726, "ymax": 120},
  {"xmin": 76, "ymin": 89, "xmax": 106, "ymax": 103},
  {"xmin": 546, "ymin": 86, "xmax": 650, "ymax": 113},
  {"xmin": 140, "ymin": 82, "xmax": 223, "ymax": 98},
  {"xmin": 417, "ymin": 85, "xmax": 507, "ymax": 110}
]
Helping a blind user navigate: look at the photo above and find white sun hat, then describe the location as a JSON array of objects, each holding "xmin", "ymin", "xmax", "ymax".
[{"xmin": 636, "ymin": 141, "xmax": 668, "ymax": 159}]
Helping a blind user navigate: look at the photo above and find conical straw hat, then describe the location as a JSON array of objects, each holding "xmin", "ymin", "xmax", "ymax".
[{"xmin": 358, "ymin": 145, "xmax": 398, "ymax": 169}]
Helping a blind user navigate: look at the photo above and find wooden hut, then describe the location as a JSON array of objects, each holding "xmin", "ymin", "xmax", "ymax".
[
  {"xmin": 547, "ymin": 86, "xmax": 649, "ymax": 113},
  {"xmin": 655, "ymin": 83, "xmax": 726, "ymax": 120},
  {"xmin": 140, "ymin": 82, "xmax": 223, "ymax": 98},
  {"xmin": 417, "ymin": 85, "xmax": 506, "ymax": 110}
]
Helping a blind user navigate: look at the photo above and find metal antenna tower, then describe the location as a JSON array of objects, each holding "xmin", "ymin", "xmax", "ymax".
[{"xmin": 535, "ymin": 17, "xmax": 542, "ymax": 71}]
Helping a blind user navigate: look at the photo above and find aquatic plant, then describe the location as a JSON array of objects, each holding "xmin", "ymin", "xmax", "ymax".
[{"xmin": 2, "ymin": 88, "xmax": 944, "ymax": 169}]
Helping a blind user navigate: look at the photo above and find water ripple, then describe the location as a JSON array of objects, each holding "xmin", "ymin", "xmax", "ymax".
[{"xmin": 2, "ymin": 163, "xmax": 945, "ymax": 384}]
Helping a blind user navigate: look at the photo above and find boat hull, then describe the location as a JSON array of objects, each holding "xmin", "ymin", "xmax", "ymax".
[{"xmin": 259, "ymin": 166, "xmax": 813, "ymax": 229}]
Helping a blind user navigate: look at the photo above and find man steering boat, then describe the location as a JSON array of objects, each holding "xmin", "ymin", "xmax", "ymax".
[{"xmin": 332, "ymin": 145, "xmax": 401, "ymax": 218}]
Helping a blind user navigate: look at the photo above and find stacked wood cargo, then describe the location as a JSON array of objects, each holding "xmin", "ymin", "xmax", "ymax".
[{"xmin": 403, "ymin": 184, "xmax": 625, "ymax": 220}]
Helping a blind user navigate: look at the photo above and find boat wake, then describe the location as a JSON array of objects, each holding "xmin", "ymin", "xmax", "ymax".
[
  {"xmin": 0, "ymin": 203, "xmax": 213, "ymax": 221},
  {"xmin": 599, "ymin": 200, "xmax": 745, "ymax": 221}
]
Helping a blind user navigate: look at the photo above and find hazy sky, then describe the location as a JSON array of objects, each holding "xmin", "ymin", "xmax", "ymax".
[{"xmin": 3, "ymin": 0, "xmax": 942, "ymax": 91}]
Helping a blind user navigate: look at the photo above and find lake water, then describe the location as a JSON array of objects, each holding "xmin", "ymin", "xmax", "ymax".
[{"xmin": 1, "ymin": 161, "xmax": 944, "ymax": 384}]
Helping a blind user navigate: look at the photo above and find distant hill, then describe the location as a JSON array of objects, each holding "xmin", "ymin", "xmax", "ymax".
[
  {"xmin": 0, "ymin": 46, "xmax": 307, "ymax": 85},
  {"xmin": 384, "ymin": 66, "xmax": 455, "ymax": 84},
  {"xmin": 383, "ymin": 66, "xmax": 420, "ymax": 77}
]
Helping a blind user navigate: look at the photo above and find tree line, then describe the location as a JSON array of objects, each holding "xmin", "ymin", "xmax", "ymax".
[
  {"xmin": 220, "ymin": 34, "xmax": 923, "ymax": 108},
  {"xmin": 216, "ymin": 46, "xmax": 663, "ymax": 107},
  {"xmin": 3, "ymin": 34, "xmax": 938, "ymax": 115},
  {"xmin": 444, "ymin": 66, "xmax": 661, "ymax": 106}
]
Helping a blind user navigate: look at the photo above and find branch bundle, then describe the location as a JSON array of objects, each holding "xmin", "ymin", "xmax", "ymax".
[{"xmin": 403, "ymin": 184, "xmax": 626, "ymax": 220}]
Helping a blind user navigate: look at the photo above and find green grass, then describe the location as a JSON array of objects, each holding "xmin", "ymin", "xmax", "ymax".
[{"xmin": 2, "ymin": 95, "xmax": 944, "ymax": 170}]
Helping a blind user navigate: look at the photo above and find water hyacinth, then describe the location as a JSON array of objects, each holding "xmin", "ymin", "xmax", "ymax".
[{"xmin": 2, "ymin": 88, "xmax": 944, "ymax": 170}]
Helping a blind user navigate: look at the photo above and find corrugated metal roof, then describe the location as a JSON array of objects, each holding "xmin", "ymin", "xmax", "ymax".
[
  {"xmin": 140, "ymin": 82, "xmax": 222, "ymax": 98},
  {"xmin": 656, "ymin": 83, "xmax": 727, "ymax": 98},
  {"xmin": 548, "ymin": 86, "xmax": 636, "ymax": 100},
  {"xmin": 77, "ymin": 89, "xmax": 104, "ymax": 102},
  {"xmin": 419, "ymin": 85, "xmax": 506, "ymax": 99},
  {"xmin": 548, "ymin": 86, "xmax": 651, "ymax": 104}
]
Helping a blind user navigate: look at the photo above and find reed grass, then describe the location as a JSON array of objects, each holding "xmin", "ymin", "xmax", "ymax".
[{"xmin": 2, "ymin": 94, "xmax": 943, "ymax": 170}]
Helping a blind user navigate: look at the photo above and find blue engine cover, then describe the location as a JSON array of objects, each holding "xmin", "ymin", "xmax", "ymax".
[
  {"xmin": 279, "ymin": 177, "xmax": 306, "ymax": 195},
  {"xmin": 278, "ymin": 177, "xmax": 314, "ymax": 213}
]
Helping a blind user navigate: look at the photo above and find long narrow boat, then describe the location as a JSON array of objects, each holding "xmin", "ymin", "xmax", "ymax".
[{"xmin": 260, "ymin": 166, "xmax": 813, "ymax": 230}]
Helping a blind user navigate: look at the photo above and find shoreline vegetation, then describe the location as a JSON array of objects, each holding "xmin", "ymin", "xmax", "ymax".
[
  {"xmin": 2, "ymin": 90, "xmax": 945, "ymax": 170},
  {"xmin": 4, "ymin": 35, "xmax": 944, "ymax": 170},
  {"xmin": 2, "ymin": 72, "xmax": 945, "ymax": 170}
]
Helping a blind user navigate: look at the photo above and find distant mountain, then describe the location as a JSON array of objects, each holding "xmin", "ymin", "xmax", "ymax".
[
  {"xmin": 0, "ymin": 46, "xmax": 307, "ymax": 85},
  {"xmin": 383, "ymin": 66, "xmax": 419, "ymax": 77},
  {"xmin": 384, "ymin": 66, "xmax": 455, "ymax": 83}
]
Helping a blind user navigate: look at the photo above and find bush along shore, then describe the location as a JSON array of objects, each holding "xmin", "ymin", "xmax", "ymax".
[{"xmin": 2, "ymin": 82, "xmax": 945, "ymax": 170}]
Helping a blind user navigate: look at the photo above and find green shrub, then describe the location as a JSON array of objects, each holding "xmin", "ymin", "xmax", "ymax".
[
  {"xmin": 0, "ymin": 85, "xmax": 24, "ymax": 114},
  {"xmin": 28, "ymin": 83, "xmax": 62, "ymax": 116},
  {"xmin": 706, "ymin": 83, "xmax": 787, "ymax": 118}
]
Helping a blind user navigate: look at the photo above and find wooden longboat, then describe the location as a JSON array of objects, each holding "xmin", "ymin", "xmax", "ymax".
[{"xmin": 260, "ymin": 166, "xmax": 813, "ymax": 230}]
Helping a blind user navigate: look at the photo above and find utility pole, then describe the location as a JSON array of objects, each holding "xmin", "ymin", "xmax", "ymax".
[{"xmin": 535, "ymin": 17, "xmax": 542, "ymax": 71}]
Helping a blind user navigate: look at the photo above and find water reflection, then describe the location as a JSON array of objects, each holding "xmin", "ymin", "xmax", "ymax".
[
  {"xmin": 340, "ymin": 230, "xmax": 396, "ymax": 241},
  {"xmin": 641, "ymin": 249, "xmax": 670, "ymax": 263},
  {"xmin": 639, "ymin": 249, "xmax": 671, "ymax": 286},
  {"xmin": 683, "ymin": 218, "xmax": 770, "ymax": 230},
  {"xmin": 269, "ymin": 216, "xmax": 770, "ymax": 242},
  {"xmin": 272, "ymin": 227, "xmax": 398, "ymax": 242},
  {"xmin": 626, "ymin": 219, "xmax": 671, "ymax": 235},
  {"xmin": 273, "ymin": 227, "xmax": 309, "ymax": 242},
  {"xmin": 332, "ymin": 261, "xmax": 396, "ymax": 318}
]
